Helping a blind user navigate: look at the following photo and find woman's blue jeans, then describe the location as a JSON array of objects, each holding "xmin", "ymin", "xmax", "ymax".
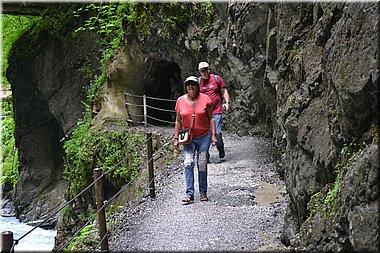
[{"xmin": 183, "ymin": 131, "xmax": 211, "ymax": 196}]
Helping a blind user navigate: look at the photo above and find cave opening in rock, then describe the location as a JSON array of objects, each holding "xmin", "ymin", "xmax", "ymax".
[{"xmin": 145, "ymin": 61, "xmax": 183, "ymax": 126}]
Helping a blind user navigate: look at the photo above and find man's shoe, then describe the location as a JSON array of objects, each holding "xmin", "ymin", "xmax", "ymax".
[{"xmin": 219, "ymin": 149, "xmax": 225, "ymax": 158}]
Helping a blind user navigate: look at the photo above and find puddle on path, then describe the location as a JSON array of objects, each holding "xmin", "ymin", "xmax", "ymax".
[{"xmin": 253, "ymin": 181, "xmax": 286, "ymax": 206}]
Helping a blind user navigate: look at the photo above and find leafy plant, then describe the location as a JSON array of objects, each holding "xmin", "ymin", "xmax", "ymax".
[
  {"xmin": 1, "ymin": 98, "xmax": 19, "ymax": 187},
  {"xmin": 73, "ymin": 3, "xmax": 127, "ymax": 50},
  {"xmin": 322, "ymin": 162, "xmax": 349, "ymax": 216},
  {"xmin": 63, "ymin": 111, "xmax": 145, "ymax": 199},
  {"xmin": 1, "ymin": 15, "xmax": 40, "ymax": 88},
  {"xmin": 1, "ymin": 16, "xmax": 36, "ymax": 188},
  {"xmin": 65, "ymin": 223, "xmax": 99, "ymax": 251}
]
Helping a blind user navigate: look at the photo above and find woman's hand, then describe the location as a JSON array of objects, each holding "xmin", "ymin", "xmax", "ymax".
[
  {"xmin": 212, "ymin": 134, "xmax": 218, "ymax": 146},
  {"xmin": 174, "ymin": 139, "xmax": 181, "ymax": 152}
]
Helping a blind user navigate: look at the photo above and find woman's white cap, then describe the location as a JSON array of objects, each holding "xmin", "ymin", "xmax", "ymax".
[{"xmin": 184, "ymin": 76, "xmax": 198, "ymax": 83}]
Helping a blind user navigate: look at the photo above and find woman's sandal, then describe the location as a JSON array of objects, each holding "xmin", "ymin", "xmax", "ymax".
[
  {"xmin": 182, "ymin": 195, "xmax": 194, "ymax": 203},
  {"xmin": 200, "ymin": 195, "xmax": 208, "ymax": 201}
]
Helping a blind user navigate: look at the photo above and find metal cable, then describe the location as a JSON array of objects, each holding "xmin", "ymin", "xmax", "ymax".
[
  {"xmin": 97, "ymin": 154, "xmax": 153, "ymax": 248},
  {"xmin": 126, "ymin": 119, "xmax": 145, "ymax": 124},
  {"xmin": 56, "ymin": 199, "xmax": 108, "ymax": 251},
  {"xmin": 147, "ymin": 115, "xmax": 175, "ymax": 124},
  {"xmin": 127, "ymin": 111, "xmax": 144, "ymax": 118},
  {"xmin": 125, "ymin": 102, "xmax": 144, "ymax": 107},
  {"xmin": 146, "ymin": 104, "xmax": 176, "ymax": 113},
  {"xmin": 14, "ymin": 130, "xmax": 150, "ymax": 245},
  {"xmin": 15, "ymin": 171, "xmax": 106, "ymax": 243},
  {"xmin": 124, "ymin": 93, "xmax": 144, "ymax": 98},
  {"xmin": 13, "ymin": 93, "xmax": 175, "ymax": 248},
  {"xmin": 145, "ymin": 95, "xmax": 176, "ymax": 102},
  {"xmin": 105, "ymin": 140, "xmax": 175, "ymax": 246}
]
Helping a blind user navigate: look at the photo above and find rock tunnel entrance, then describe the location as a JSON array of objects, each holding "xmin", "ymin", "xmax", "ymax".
[{"xmin": 144, "ymin": 61, "xmax": 183, "ymax": 126}]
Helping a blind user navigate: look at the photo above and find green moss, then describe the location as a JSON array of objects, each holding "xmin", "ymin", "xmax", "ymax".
[
  {"xmin": 306, "ymin": 140, "xmax": 366, "ymax": 221},
  {"xmin": 322, "ymin": 162, "xmax": 351, "ymax": 219},
  {"xmin": 1, "ymin": 15, "xmax": 40, "ymax": 87}
]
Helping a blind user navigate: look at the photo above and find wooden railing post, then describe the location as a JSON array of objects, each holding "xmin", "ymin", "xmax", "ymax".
[
  {"xmin": 147, "ymin": 133, "xmax": 156, "ymax": 198},
  {"xmin": 93, "ymin": 168, "xmax": 109, "ymax": 252},
  {"xmin": 1, "ymin": 231, "xmax": 13, "ymax": 253}
]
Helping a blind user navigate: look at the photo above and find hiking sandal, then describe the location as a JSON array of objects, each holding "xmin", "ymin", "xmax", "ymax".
[
  {"xmin": 182, "ymin": 195, "xmax": 194, "ymax": 203},
  {"xmin": 200, "ymin": 195, "xmax": 208, "ymax": 201}
]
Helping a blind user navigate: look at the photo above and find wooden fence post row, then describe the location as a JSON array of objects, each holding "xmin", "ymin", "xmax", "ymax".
[
  {"xmin": 1, "ymin": 134, "xmax": 159, "ymax": 253},
  {"xmin": 92, "ymin": 132, "xmax": 156, "ymax": 251}
]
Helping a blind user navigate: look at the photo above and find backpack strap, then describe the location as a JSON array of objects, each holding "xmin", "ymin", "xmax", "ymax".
[
  {"xmin": 214, "ymin": 74, "xmax": 219, "ymax": 84},
  {"xmin": 198, "ymin": 74, "xmax": 220, "ymax": 86}
]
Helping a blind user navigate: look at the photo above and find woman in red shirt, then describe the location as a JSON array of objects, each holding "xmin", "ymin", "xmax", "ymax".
[{"xmin": 174, "ymin": 76, "xmax": 217, "ymax": 203}]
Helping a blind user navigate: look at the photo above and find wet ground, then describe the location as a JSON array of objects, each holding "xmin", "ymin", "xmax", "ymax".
[{"xmin": 109, "ymin": 132, "xmax": 290, "ymax": 252}]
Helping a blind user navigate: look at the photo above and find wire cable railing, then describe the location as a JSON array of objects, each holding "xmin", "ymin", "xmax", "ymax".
[
  {"xmin": 97, "ymin": 138, "xmax": 175, "ymax": 250},
  {"xmin": 56, "ymin": 130, "xmax": 174, "ymax": 251},
  {"xmin": 2, "ymin": 93, "xmax": 178, "ymax": 252},
  {"xmin": 125, "ymin": 92, "xmax": 177, "ymax": 127}
]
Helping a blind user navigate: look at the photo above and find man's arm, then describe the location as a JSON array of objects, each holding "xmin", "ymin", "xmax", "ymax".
[
  {"xmin": 207, "ymin": 105, "xmax": 218, "ymax": 145},
  {"xmin": 221, "ymin": 87, "xmax": 230, "ymax": 112}
]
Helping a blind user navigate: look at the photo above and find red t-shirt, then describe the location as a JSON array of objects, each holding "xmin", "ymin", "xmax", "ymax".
[
  {"xmin": 175, "ymin": 93, "xmax": 212, "ymax": 138},
  {"xmin": 199, "ymin": 74, "xmax": 226, "ymax": 114}
]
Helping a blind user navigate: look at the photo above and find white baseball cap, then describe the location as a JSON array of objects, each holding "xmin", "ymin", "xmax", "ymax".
[
  {"xmin": 184, "ymin": 76, "xmax": 198, "ymax": 83},
  {"xmin": 198, "ymin": 62, "xmax": 209, "ymax": 69}
]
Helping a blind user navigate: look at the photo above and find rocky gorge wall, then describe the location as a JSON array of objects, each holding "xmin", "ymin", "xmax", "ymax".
[
  {"xmin": 269, "ymin": 2, "xmax": 379, "ymax": 251},
  {"xmin": 6, "ymin": 6, "xmax": 102, "ymax": 224},
  {"xmin": 5, "ymin": 1, "xmax": 378, "ymax": 250}
]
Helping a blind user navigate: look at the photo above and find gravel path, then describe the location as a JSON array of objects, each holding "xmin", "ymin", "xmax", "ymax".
[{"xmin": 109, "ymin": 132, "xmax": 289, "ymax": 252}]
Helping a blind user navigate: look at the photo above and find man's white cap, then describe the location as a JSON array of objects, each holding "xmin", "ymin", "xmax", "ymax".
[
  {"xmin": 198, "ymin": 62, "xmax": 209, "ymax": 69},
  {"xmin": 184, "ymin": 76, "xmax": 198, "ymax": 83}
]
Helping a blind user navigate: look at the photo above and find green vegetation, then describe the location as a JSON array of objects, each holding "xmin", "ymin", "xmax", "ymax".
[
  {"xmin": 1, "ymin": 15, "xmax": 40, "ymax": 87},
  {"xmin": 3, "ymin": 2, "xmax": 206, "ymax": 249},
  {"xmin": 63, "ymin": 113, "xmax": 145, "ymax": 199},
  {"xmin": 90, "ymin": 1, "xmax": 216, "ymax": 37},
  {"xmin": 322, "ymin": 163, "xmax": 346, "ymax": 215},
  {"xmin": 62, "ymin": 2, "xmax": 135, "ymax": 201},
  {"xmin": 1, "ymin": 15, "xmax": 39, "ymax": 187},
  {"xmin": 161, "ymin": 1, "xmax": 214, "ymax": 32},
  {"xmin": 66, "ymin": 223, "xmax": 99, "ymax": 251},
  {"xmin": 73, "ymin": 3, "xmax": 126, "ymax": 51},
  {"xmin": 1, "ymin": 98, "xmax": 19, "ymax": 187},
  {"xmin": 307, "ymin": 138, "xmax": 369, "ymax": 221}
]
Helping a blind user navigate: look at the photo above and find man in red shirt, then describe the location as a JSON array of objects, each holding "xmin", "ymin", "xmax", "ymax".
[{"xmin": 198, "ymin": 62, "xmax": 230, "ymax": 159}]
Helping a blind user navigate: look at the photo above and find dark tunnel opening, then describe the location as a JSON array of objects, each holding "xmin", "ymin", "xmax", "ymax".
[{"xmin": 145, "ymin": 61, "xmax": 183, "ymax": 126}]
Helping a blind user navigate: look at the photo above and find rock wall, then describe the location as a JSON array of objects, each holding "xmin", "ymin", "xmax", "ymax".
[
  {"xmin": 268, "ymin": 2, "xmax": 379, "ymax": 251},
  {"xmin": 7, "ymin": 25, "xmax": 101, "ymax": 223}
]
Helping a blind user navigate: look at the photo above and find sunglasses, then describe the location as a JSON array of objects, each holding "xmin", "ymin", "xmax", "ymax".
[
  {"xmin": 186, "ymin": 82, "xmax": 197, "ymax": 86},
  {"xmin": 200, "ymin": 68, "xmax": 209, "ymax": 73}
]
